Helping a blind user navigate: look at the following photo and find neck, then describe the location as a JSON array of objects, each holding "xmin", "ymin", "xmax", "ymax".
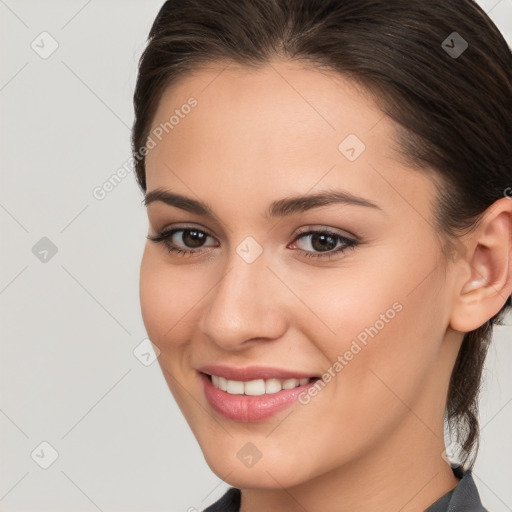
[{"xmin": 240, "ymin": 410, "xmax": 460, "ymax": 512}]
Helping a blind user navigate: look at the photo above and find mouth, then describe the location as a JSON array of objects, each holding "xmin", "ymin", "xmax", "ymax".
[
  {"xmin": 201, "ymin": 372, "xmax": 321, "ymax": 396},
  {"xmin": 199, "ymin": 371, "xmax": 322, "ymax": 422}
]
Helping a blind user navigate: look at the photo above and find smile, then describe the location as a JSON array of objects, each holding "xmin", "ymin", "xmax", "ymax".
[
  {"xmin": 199, "ymin": 371, "xmax": 321, "ymax": 422},
  {"xmin": 208, "ymin": 374, "xmax": 317, "ymax": 395}
]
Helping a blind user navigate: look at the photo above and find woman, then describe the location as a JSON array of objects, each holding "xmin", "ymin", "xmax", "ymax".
[{"xmin": 131, "ymin": 0, "xmax": 512, "ymax": 510}]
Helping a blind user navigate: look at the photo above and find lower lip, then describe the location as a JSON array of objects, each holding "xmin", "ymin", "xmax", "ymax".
[{"xmin": 199, "ymin": 372, "xmax": 319, "ymax": 422}]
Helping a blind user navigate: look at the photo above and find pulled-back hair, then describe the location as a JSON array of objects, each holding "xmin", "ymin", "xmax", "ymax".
[{"xmin": 131, "ymin": 0, "xmax": 512, "ymax": 469}]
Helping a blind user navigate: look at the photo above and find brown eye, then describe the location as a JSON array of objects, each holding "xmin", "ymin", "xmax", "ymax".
[
  {"xmin": 179, "ymin": 229, "xmax": 208, "ymax": 248},
  {"xmin": 290, "ymin": 230, "xmax": 357, "ymax": 260},
  {"xmin": 147, "ymin": 227, "xmax": 218, "ymax": 256}
]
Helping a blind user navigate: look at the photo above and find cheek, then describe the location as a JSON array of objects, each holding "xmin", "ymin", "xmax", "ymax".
[
  {"xmin": 139, "ymin": 247, "xmax": 219, "ymax": 353},
  {"xmin": 139, "ymin": 248, "xmax": 186, "ymax": 346},
  {"xmin": 293, "ymin": 263, "xmax": 445, "ymax": 413},
  {"xmin": 291, "ymin": 287, "xmax": 444, "ymax": 471}
]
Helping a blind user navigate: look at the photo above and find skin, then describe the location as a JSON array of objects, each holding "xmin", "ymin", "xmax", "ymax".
[{"xmin": 139, "ymin": 59, "xmax": 512, "ymax": 512}]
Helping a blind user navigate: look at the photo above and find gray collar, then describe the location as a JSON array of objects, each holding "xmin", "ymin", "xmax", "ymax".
[{"xmin": 424, "ymin": 465, "xmax": 488, "ymax": 512}]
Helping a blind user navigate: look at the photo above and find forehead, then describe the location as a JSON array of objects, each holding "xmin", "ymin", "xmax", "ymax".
[
  {"xmin": 144, "ymin": 59, "xmax": 437, "ymax": 222},
  {"xmin": 147, "ymin": 59, "xmax": 386, "ymax": 165}
]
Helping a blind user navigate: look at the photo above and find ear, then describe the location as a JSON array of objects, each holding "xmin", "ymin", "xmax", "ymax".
[{"xmin": 449, "ymin": 196, "xmax": 512, "ymax": 333}]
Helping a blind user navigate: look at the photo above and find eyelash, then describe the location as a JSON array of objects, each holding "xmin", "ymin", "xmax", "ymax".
[{"xmin": 147, "ymin": 226, "xmax": 358, "ymax": 260}]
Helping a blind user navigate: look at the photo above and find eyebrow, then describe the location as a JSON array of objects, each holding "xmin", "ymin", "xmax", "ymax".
[{"xmin": 143, "ymin": 188, "xmax": 382, "ymax": 219}]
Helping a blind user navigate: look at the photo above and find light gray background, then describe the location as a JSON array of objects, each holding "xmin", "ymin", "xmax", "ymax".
[{"xmin": 1, "ymin": 1, "xmax": 511, "ymax": 511}]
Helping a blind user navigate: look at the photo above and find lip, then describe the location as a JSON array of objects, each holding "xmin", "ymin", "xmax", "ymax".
[
  {"xmin": 198, "ymin": 371, "xmax": 320, "ymax": 422},
  {"xmin": 196, "ymin": 364, "xmax": 319, "ymax": 381}
]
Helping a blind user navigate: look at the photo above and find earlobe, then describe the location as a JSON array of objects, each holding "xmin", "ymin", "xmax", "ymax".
[{"xmin": 449, "ymin": 198, "xmax": 512, "ymax": 333}]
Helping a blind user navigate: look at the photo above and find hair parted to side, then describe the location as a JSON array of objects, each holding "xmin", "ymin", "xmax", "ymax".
[{"xmin": 132, "ymin": 0, "xmax": 512, "ymax": 469}]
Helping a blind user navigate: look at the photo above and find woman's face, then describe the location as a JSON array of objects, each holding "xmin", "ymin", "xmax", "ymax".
[{"xmin": 140, "ymin": 59, "xmax": 461, "ymax": 489}]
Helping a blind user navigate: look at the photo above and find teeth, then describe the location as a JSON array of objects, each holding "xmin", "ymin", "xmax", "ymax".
[
  {"xmin": 265, "ymin": 378, "xmax": 282, "ymax": 394},
  {"xmin": 226, "ymin": 379, "xmax": 244, "ymax": 394},
  {"xmin": 282, "ymin": 378, "xmax": 299, "ymax": 389},
  {"xmin": 210, "ymin": 375, "xmax": 313, "ymax": 395},
  {"xmin": 245, "ymin": 379, "xmax": 266, "ymax": 395},
  {"xmin": 218, "ymin": 376, "xmax": 227, "ymax": 391}
]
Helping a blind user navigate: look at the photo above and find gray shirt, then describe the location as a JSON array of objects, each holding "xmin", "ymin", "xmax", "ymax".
[{"xmin": 202, "ymin": 464, "xmax": 489, "ymax": 511}]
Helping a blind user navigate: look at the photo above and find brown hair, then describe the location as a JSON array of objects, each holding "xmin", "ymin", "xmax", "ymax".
[{"xmin": 131, "ymin": 0, "xmax": 512, "ymax": 469}]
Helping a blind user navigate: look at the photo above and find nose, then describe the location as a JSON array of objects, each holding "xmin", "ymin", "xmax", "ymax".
[{"xmin": 198, "ymin": 246, "xmax": 287, "ymax": 351}]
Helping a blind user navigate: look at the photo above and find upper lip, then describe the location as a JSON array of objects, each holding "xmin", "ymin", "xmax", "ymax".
[{"xmin": 197, "ymin": 364, "xmax": 319, "ymax": 381}]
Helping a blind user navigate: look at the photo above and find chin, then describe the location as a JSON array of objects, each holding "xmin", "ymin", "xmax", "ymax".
[{"xmin": 202, "ymin": 449, "xmax": 315, "ymax": 490}]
